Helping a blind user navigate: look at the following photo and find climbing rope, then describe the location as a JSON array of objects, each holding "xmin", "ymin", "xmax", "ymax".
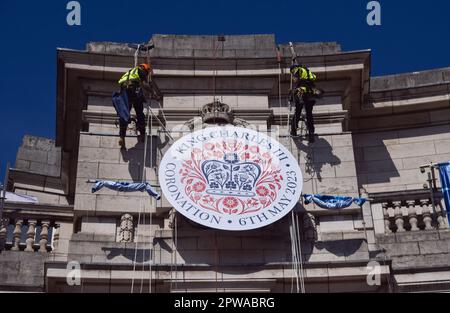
[
  {"xmin": 212, "ymin": 38, "xmax": 219, "ymax": 103},
  {"xmin": 131, "ymin": 102, "xmax": 153, "ymax": 293},
  {"xmin": 169, "ymin": 210, "xmax": 179, "ymax": 292},
  {"xmin": 214, "ymin": 231, "xmax": 219, "ymax": 292},
  {"xmin": 140, "ymin": 210, "xmax": 146, "ymax": 293},
  {"xmin": 148, "ymin": 98, "xmax": 154, "ymax": 294},
  {"xmin": 290, "ymin": 210, "xmax": 306, "ymax": 293},
  {"xmin": 287, "ymin": 42, "xmax": 296, "ymax": 137},
  {"xmin": 131, "ymin": 42, "xmax": 153, "ymax": 293},
  {"xmin": 296, "ymin": 212, "xmax": 306, "ymax": 293},
  {"xmin": 289, "ymin": 216, "xmax": 298, "ymax": 293},
  {"xmin": 131, "ymin": 194, "xmax": 144, "ymax": 293},
  {"xmin": 277, "ymin": 46, "xmax": 284, "ymax": 136},
  {"xmin": 134, "ymin": 44, "xmax": 141, "ymax": 68},
  {"xmin": 290, "ymin": 211, "xmax": 300, "ymax": 293},
  {"xmin": 174, "ymin": 212, "xmax": 179, "ymax": 290}
]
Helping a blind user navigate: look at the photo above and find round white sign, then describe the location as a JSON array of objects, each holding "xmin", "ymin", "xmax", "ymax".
[{"xmin": 158, "ymin": 126, "xmax": 303, "ymax": 231}]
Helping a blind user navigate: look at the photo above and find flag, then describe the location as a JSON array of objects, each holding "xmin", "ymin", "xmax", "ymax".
[
  {"xmin": 112, "ymin": 90, "xmax": 130, "ymax": 124},
  {"xmin": 303, "ymin": 194, "xmax": 366, "ymax": 210},
  {"xmin": 438, "ymin": 162, "xmax": 450, "ymax": 220},
  {"xmin": 92, "ymin": 180, "xmax": 161, "ymax": 200},
  {"xmin": 5, "ymin": 192, "xmax": 38, "ymax": 204}
]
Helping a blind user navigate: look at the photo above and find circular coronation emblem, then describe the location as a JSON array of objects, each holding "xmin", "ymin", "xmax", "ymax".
[{"xmin": 158, "ymin": 126, "xmax": 303, "ymax": 231}]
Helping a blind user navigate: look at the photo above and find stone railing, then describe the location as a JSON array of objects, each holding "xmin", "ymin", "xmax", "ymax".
[
  {"xmin": 0, "ymin": 218, "xmax": 59, "ymax": 252},
  {"xmin": 382, "ymin": 198, "xmax": 447, "ymax": 233},
  {"xmin": 370, "ymin": 189, "xmax": 447, "ymax": 234},
  {"xmin": 0, "ymin": 202, "xmax": 73, "ymax": 253}
]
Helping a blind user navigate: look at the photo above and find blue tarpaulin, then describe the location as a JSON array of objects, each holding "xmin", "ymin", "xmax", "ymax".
[
  {"xmin": 112, "ymin": 90, "xmax": 130, "ymax": 124},
  {"xmin": 303, "ymin": 194, "xmax": 366, "ymax": 210},
  {"xmin": 92, "ymin": 180, "xmax": 161, "ymax": 200},
  {"xmin": 438, "ymin": 162, "xmax": 450, "ymax": 220}
]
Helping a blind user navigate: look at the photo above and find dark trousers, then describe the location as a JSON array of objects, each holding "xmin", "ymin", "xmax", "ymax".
[
  {"xmin": 291, "ymin": 93, "xmax": 315, "ymax": 135},
  {"xmin": 119, "ymin": 87, "xmax": 146, "ymax": 138}
]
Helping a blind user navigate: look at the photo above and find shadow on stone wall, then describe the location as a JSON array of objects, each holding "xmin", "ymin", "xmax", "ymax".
[
  {"xmin": 172, "ymin": 213, "xmax": 367, "ymax": 268},
  {"xmin": 101, "ymin": 247, "xmax": 152, "ymax": 263},
  {"xmin": 295, "ymin": 137, "xmax": 341, "ymax": 182},
  {"xmin": 120, "ymin": 137, "xmax": 158, "ymax": 182},
  {"xmin": 353, "ymin": 125, "xmax": 450, "ymax": 188},
  {"xmin": 316, "ymin": 239, "xmax": 364, "ymax": 257},
  {"xmin": 353, "ymin": 133, "xmax": 399, "ymax": 188}
]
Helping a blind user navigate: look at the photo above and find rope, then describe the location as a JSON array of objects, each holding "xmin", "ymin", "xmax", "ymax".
[
  {"xmin": 149, "ymin": 200, "xmax": 153, "ymax": 293},
  {"xmin": 134, "ymin": 44, "xmax": 141, "ymax": 68},
  {"xmin": 212, "ymin": 39, "xmax": 219, "ymax": 103},
  {"xmin": 170, "ymin": 212, "xmax": 174, "ymax": 292},
  {"xmin": 214, "ymin": 232, "xmax": 219, "ymax": 293},
  {"xmin": 131, "ymin": 45, "xmax": 151, "ymax": 291},
  {"xmin": 148, "ymin": 105, "xmax": 174, "ymax": 141},
  {"xmin": 174, "ymin": 212, "xmax": 178, "ymax": 290},
  {"xmin": 290, "ymin": 210, "xmax": 306, "ymax": 293},
  {"xmin": 289, "ymin": 215, "xmax": 299, "ymax": 293},
  {"xmin": 131, "ymin": 103, "xmax": 152, "ymax": 293},
  {"xmin": 148, "ymin": 98, "xmax": 153, "ymax": 294},
  {"xmin": 131, "ymin": 195, "xmax": 143, "ymax": 293},
  {"xmin": 287, "ymin": 44, "xmax": 294, "ymax": 136},
  {"xmin": 277, "ymin": 46, "xmax": 283, "ymax": 134},
  {"xmin": 287, "ymin": 62, "xmax": 294, "ymax": 153},
  {"xmin": 296, "ymin": 212, "xmax": 306, "ymax": 293},
  {"xmin": 140, "ymin": 211, "xmax": 146, "ymax": 293},
  {"xmin": 169, "ymin": 211, "xmax": 179, "ymax": 292}
]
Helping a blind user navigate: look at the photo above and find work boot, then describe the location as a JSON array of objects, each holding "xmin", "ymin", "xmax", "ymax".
[
  {"xmin": 308, "ymin": 133, "xmax": 315, "ymax": 144},
  {"xmin": 119, "ymin": 137, "xmax": 126, "ymax": 149}
]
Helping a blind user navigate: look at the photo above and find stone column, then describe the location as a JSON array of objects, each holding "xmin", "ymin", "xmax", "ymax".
[
  {"xmin": 25, "ymin": 220, "xmax": 37, "ymax": 252},
  {"xmin": 0, "ymin": 219, "xmax": 7, "ymax": 251},
  {"xmin": 11, "ymin": 219, "xmax": 23, "ymax": 251},
  {"xmin": 407, "ymin": 201, "xmax": 419, "ymax": 231},
  {"xmin": 39, "ymin": 221, "xmax": 50, "ymax": 252},
  {"xmin": 52, "ymin": 225, "xmax": 60, "ymax": 251},
  {"xmin": 394, "ymin": 201, "xmax": 405, "ymax": 232},
  {"xmin": 421, "ymin": 200, "xmax": 433, "ymax": 230},
  {"xmin": 437, "ymin": 211, "xmax": 447, "ymax": 230},
  {"xmin": 382, "ymin": 203, "xmax": 392, "ymax": 234},
  {"xmin": 118, "ymin": 214, "xmax": 134, "ymax": 243}
]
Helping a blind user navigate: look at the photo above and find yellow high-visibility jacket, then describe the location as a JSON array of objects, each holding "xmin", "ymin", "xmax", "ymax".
[
  {"xmin": 118, "ymin": 67, "xmax": 142, "ymax": 85},
  {"xmin": 292, "ymin": 66, "xmax": 316, "ymax": 94}
]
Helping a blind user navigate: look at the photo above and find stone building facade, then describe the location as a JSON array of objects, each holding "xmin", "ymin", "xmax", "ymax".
[{"xmin": 1, "ymin": 34, "xmax": 450, "ymax": 293}]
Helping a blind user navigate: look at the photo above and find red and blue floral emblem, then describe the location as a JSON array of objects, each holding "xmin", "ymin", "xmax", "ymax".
[
  {"xmin": 180, "ymin": 140, "xmax": 283, "ymax": 216},
  {"xmin": 159, "ymin": 126, "xmax": 302, "ymax": 231}
]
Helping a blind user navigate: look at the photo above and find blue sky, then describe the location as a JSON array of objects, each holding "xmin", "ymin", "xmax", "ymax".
[{"xmin": 1, "ymin": 0, "xmax": 450, "ymax": 182}]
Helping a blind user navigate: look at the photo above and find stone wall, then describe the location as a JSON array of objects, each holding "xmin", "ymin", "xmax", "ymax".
[
  {"xmin": 377, "ymin": 229, "xmax": 450, "ymax": 292},
  {"xmin": 0, "ymin": 251, "xmax": 45, "ymax": 292},
  {"xmin": 354, "ymin": 124, "xmax": 450, "ymax": 193},
  {"xmin": 86, "ymin": 34, "xmax": 341, "ymax": 59},
  {"xmin": 15, "ymin": 135, "xmax": 61, "ymax": 177},
  {"xmin": 12, "ymin": 135, "xmax": 69, "ymax": 205}
]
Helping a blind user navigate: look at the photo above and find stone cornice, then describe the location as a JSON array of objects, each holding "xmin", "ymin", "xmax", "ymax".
[{"xmin": 3, "ymin": 202, "xmax": 74, "ymax": 221}]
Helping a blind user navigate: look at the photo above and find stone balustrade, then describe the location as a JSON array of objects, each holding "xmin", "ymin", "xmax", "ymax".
[
  {"xmin": 0, "ymin": 217, "xmax": 59, "ymax": 253},
  {"xmin": 382, "ymin": 198, "xmax": 447, "ymax": 233}
]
